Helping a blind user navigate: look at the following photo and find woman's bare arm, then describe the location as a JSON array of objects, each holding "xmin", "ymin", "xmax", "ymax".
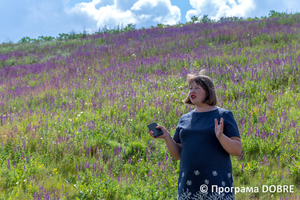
[
  {"xmin": 164, "ymin": 134, "xmax": 182, "ymax": 160},
  {"xmin": 148, "ymin": 127, "xmax": 182, "ymax": 160},
  {"xmin": 217, "ymin": 135, "xmax": 242, "ymax": 156},
  {"xmin": 215, "ymin": 118, "xmax": 242, "ymax": 156}
]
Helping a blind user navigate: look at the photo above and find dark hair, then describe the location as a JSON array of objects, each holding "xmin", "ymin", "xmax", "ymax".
[{"xmin": 182, "ymin": 70, "xmax": 218, "ymax": 106}]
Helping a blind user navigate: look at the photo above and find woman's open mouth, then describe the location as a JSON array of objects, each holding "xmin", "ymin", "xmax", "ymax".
[{"xmin": 191, "ymin": 95, "xmax": 196, "ymax": 99}]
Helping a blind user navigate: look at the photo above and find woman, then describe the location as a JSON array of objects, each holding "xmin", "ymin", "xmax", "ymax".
[{"xmin": 148, "ymin": 71, "xmax": 242, "ymax": 199}]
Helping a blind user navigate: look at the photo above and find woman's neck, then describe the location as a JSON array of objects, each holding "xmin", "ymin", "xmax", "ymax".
[{"xmin": 194, "ymin": 105, "xmax": 218, "ymax": 112}]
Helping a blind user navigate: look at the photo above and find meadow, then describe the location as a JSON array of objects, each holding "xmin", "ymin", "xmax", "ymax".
[{"xmin": 0, "ymin": 11, "xmax": 300, "ymax": 199}]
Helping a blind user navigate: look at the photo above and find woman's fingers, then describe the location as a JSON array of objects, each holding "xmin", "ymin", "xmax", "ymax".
[
  {"xmin": 148, "ymin": 130, "xmax": 154, "ymax": 137},
  {"xmin": 215, "ymin": 118, "xmax": 224, "ymax": 133},
  {"xmin": 156, "ymin": 126, "xmax": 165, "ymax": 134},
  {"xmin": 215, "ymin": 118, "xmax": 219, "ymax": 129},
  {"xmin": 220, "ymin": 118, "xmax": 224, "ymax": 134},
  {"xmin": 215, "ymin": 118, "xmax": 224, "ymax": 126}
]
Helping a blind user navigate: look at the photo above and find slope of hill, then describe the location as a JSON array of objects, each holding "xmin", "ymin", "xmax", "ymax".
[{"xmin": 0, "ymin": 13, "xmax": 300, "ymax": 199}]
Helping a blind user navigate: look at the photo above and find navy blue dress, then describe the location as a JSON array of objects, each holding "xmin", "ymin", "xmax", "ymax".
[{"xmin": 173, "ymin": 107, "xmax": 240, "ymax": 200}]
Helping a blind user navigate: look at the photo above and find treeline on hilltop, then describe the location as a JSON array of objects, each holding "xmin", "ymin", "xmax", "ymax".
[{"xmin": 11, "ymin": 10, "xmax": 300, "ymax": 44}]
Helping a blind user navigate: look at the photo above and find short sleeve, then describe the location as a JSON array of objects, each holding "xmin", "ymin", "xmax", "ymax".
[
  {"xmin": 224, "ymin": 111, "xmax": 240, "ymax": 138},
  {"xmin": 172, "ymin": 118, "xmax": 182, "ymax": 143},
  {"xmin": 173, "ymin": 127, "xmax": 181, "ymax": 143}
]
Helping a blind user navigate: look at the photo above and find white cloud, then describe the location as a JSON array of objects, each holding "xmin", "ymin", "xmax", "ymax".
[
  {"xmin": 186, "ymin": 0, "xmax": 255, "ymax": 21},
  {"xmin": 68, "ymin": 0, "xmax": 137, "ymax": 29},
  {"xmin": 185, "ymin": 0, "xmax": 299, "ymax": 21},
  {"xmin": 131, "ymin": 0, "xmax": 181, "ymax": 26},
  {"xmin": 115, "ymin": 0, "xmax": 137, "ymax": 11},
  {"xmin": 68, "ymin": 0, "xmax": 181, "ymax": 29}
]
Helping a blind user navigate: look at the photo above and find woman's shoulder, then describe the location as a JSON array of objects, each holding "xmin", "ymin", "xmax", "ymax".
[
  {"xmin": 217, "ymin": 107, "xmax": 231, "ymax": 114},
  {"xmin": 217, "ymin": 107, "xmax": 237, "ymax": 120},
  {"xmin": 180, "ymin": 111, "xmax": 193, "ymax": 119},
  {"xmin": 177, "ymin": 111, "xmax": 193, "ymax": 123}
]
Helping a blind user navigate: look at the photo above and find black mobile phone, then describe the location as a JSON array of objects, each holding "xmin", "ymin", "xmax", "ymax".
[{"xmin": 147, "ymin": 122, "xmax": 163, "ymax": 138}]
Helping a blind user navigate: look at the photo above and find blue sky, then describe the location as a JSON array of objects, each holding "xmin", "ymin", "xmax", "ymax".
[{"xmin": 0, "ymin": 0, "xmax": 299, "ymax": 43}]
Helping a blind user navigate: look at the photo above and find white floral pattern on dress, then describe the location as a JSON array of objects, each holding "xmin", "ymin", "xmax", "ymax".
[
  {"xmin": 227, "ymin": 173, "xmax": 231, "ymax": 178},
  {"xmin": 182, "ymin": 172, "xmax": 185, "ymax": 178},
  {"xmin": 194, "ymin": 170, "xmax": 200, "ymax": 175},
  {"xmin": 177, "ymin": 175, "xmax": 235, "ymax": 200},
  {"xmin": 212, "ymin": 171, "xmax": 218, "ymax": 176},
  {"xmin": 178, "ymin": 188, "xmax": 235, "ymax": 200},
  {"xmin": 178, "ymin": 188, "xmax": 192, "ymax": 200},
  {"xmin": 222, "ymin": 181, "xmax": 225, "ymax": 186}
]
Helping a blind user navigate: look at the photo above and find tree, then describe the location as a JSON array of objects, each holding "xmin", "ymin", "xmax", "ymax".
[
  {"xmin": 200, "ymin": 15, "xmax": 211, "ymax": 23},
  {"xmin": 191, "ymin": 16, "xmax": 199, "ymax": 23}
]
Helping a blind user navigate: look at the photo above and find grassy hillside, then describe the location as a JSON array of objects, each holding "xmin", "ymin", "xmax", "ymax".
[{"xmin": 0, "ymin": 12, "xmax": 300, "ymax": 199}]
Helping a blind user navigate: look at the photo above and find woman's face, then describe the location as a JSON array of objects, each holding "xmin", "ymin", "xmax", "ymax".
[{"xmin": 188, "ymin": 81, "xmax": 206, "ymax": 105}]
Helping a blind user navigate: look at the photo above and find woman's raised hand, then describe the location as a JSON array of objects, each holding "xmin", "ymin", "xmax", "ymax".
[{"xmin": 214, "ymin": 117, "xmax": 224, "ymax": 139}]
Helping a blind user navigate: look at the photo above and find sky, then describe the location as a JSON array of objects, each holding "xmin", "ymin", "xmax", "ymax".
[{"xmin": 0, "ymin": 0, "xmax": 299, "ymax": 44}]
